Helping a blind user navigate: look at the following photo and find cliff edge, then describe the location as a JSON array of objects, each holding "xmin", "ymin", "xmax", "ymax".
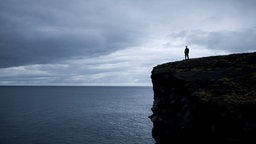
[{"xmin": 149, "ymin": 52, "xmax": 256, "ymax": 144}]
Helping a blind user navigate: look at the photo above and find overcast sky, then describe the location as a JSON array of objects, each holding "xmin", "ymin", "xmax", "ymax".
[{"xmin": 0, "ymin": 0, "xmax": 256, "ymax": 86}]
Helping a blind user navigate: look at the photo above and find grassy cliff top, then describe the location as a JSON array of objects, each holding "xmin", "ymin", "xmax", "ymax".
[{"xmin": 152, "ymin": 52, "xmax": 256, "ymax": 104}]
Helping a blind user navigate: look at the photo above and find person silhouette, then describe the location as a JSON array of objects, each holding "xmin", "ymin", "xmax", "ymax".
[{"xmin": 184, "ymin": 46, "xmax": 189, "ymax": 60}]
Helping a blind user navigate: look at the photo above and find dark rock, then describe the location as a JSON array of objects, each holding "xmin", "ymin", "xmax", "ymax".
[{"xmin": 149, "ymin": 52, "xmax": 256, "ymax": 144}]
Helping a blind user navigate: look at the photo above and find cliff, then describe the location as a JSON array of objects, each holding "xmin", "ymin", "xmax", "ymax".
[{"xmin": 149, "ymin": 52, "xmax": 256, "ymax": 144}]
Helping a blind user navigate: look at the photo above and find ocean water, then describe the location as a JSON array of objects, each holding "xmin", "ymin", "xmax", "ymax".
[{"xmin": 0, "ymin": 86, "xmax": 155, "ymax": 144}]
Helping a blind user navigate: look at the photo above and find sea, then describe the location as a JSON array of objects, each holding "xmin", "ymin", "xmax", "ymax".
[{"xmin": 0, "ymin": 86, "xmax": 155, "ymax": 144}]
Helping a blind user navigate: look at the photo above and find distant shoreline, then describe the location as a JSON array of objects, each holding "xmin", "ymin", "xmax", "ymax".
[{"xmin": 0, "ymin": 85, "xmax": 152, "ymax": 88}]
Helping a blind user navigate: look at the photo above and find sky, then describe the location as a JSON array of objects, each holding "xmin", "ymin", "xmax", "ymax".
[{"xmin": 0, "ymin": 0, "xmax": 256, "ymax": 86}]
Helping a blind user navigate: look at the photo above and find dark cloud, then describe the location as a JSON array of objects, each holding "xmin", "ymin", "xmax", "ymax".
[{"xmin": 0, "ymin": 0, "xmax": 145, "ymax": 68}]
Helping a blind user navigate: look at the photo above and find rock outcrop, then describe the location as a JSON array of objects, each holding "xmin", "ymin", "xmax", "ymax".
[{"xmin": 149, "ymin": 52, "xmax": 256, "ymax": 144}]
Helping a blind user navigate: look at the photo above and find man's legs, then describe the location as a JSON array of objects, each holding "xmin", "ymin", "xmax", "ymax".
[{"xmin": 185, "ymin": 54, "xmax": 189, "ymax": 60}]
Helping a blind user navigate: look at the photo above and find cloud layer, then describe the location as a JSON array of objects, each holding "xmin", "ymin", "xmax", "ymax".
[{"xmin": 0, "ymin": 0, "xmax": 256, "ymax": 85}]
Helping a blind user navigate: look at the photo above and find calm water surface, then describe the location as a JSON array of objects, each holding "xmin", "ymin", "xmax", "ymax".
[{"xmin": 0, "ymin": 86, "xmax": 155, "ymax": 144}]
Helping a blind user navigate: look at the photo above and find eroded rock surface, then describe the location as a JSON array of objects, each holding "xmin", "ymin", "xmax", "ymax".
[{"xmin": 149, "ymin": 52, "xmax": 256, "ymax": 144}]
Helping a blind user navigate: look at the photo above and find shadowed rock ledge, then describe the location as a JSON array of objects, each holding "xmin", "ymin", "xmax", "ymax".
[{"xmin": 149, "ymin": 52, "xmax": 256, "ymax": 144}]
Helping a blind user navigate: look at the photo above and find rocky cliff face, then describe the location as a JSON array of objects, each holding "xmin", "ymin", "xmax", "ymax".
[{"xmin": 149, "ymin": 52, "xmax": 256, "ymax": 144}]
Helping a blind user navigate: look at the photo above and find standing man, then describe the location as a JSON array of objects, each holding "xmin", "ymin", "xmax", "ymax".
[{"xmin": 184, "ymin": 45, "xmax": 189, "ymax": 60}]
